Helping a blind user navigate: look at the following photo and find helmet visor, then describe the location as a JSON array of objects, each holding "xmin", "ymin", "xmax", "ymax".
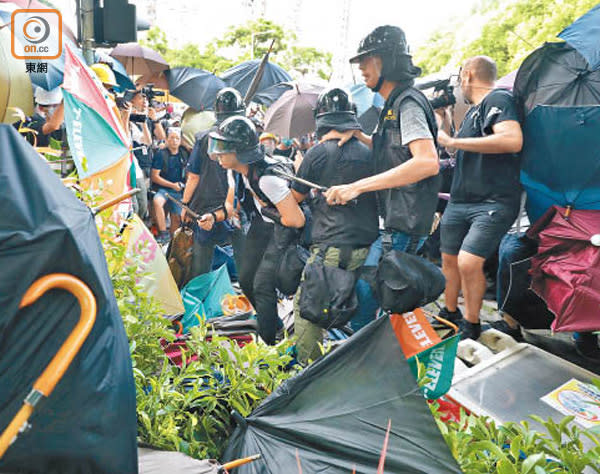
[{"xmin": 207, "ymin": 136, "xmax": 237, "ymax": 157}]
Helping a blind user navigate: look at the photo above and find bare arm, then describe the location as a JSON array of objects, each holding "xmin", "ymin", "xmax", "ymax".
[
  {"xmin": 41, "ymin": 103, "xmax": 64, "ymax": 135},
  {"xmin": 438, "ymin": 120, "xmax": 523, "ymax": 154},
  {"xmin": 275, "ymin": 193, "xmax": 305, "ymax": 228},
  {"xmin": 320, "ymin": 129, "xmax": 373, "ymax": 148},
  {"xmin": 325, "ymin": 138, "xmax": 439, "ymax": 205},
  {"xmin": 291, "ymin": 188, "xmax": 307, "ymax": 203}
]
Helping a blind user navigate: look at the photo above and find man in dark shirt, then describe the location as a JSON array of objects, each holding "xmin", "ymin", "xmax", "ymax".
[
  {"xmin": 437, "ymin": 56, "xmax": 523, "ymax": 340},
  {"xmin": 23, "ymin": 87, "xmax": 64, "ymax": 147},
  {"xmin": 151, "ymin": 129, "xmax": 187, "ymax": 243},
  {"xmin": 291, "ymin": 87, "xmax": 379, "ymax": 364}
]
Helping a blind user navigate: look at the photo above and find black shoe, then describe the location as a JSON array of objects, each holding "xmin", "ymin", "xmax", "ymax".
[
  {"xmin": 438, "ymin": 306, "xmax": 463, "ymax": 323},
  {"xmin": 573, "ymin": 333, "xmax": 600, "ymax": 363},
  {"xmin": 485, "ymin": 319, "xmax": 523, "ymax": 341},
  {"xmin": 458, "ymin": 319, "xmax": 481, "ymax": 341}
]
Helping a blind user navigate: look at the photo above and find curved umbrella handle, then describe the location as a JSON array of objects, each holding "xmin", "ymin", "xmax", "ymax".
[{"xmin": 0, "ymin": 274, "xmax": 97, "ymax": 459}]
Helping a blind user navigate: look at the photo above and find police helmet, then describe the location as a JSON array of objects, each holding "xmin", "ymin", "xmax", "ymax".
[
  {"xmin": 349, "ymin": 26, "xmax": 418, "ymax": 85},
  {"xmin": 314, "ymin": 87, "xmax": 356, "ymax": 118},
  {"xmin": 214, "ymin": 88, "xmax": 246, "ymax": 123},
  {"xmin": 208, "ymin": 115, "xmax": 263, "ymax": 164}
]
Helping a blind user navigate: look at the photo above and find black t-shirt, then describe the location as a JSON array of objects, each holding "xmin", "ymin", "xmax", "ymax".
[
  {"xmin": 292, "ymin": 138, "xmax": 379, "ymax": 247},
  {"xmin": 450, "ymin": 89, "xmax": 521, "ymax": 204},
  {"xmin": 152, "ymin": 148, "xmax": 186, "ymax": 185},
  {"xmin": 186, "ymin": 130, "xmax": 228, "ymax": 214}
]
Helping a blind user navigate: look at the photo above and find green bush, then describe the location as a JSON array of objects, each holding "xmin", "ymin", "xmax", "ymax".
[{"xmin": 99, "ymin": 213, "xmax": 295, "ymax": 459}]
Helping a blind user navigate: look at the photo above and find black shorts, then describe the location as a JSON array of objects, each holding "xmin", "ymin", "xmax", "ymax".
[{"xmin": 440, "ymin": 200, "xmax": 519, "ymax": 258}]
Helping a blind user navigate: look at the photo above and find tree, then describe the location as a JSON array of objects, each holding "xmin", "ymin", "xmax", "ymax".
[{"xmin": 415, "ymin": 0, "xmax": 599, "ymax": 77}]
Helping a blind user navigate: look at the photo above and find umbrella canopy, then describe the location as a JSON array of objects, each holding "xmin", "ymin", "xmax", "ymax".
[
  {"xmin": 514, "ymin": 42, "xmax": 600, "ymax": 222},
  {"xmin": 221, "ymin": 59, "xmax": 292, "ymax": 98},
  {"xmin": 165, "ymin": 67, "xmax": 225, "ymax": 111},
  {"xmin": 0, "ymin": 4, "xmax": 84, "ymax": 91},
  {"xmin": 111, "ymin": 42, "xmax": 169, "ymax": 77},
  {"xmin": 224, "ymin": 315, "xmax": 461, "ymax": 473},
  {"xmin": 263, "ymin": 82, "xmax": 323, "ymax": 138},
  {"xmin": 496, "ymin": 69, "xmax": 518, "ymax": 91},
  {"xmin": 349, "ymin": 82, "xmax": 384, "ymax": 116},
  {"xmin": 251, "ymin": 82, "xmax": 293, "ymax": 107},
  {"xmin": 0, "ymin": 12, "xmax": 33, "ymax": 122},
  {"xmin": 63, "ymin": 44, "xmax": 131, "ymax": 178},
  {"xmin": 0, "ymin": 0, "xmax": 77, "ymax": 43},
  {"xmin": 558, "ymin": 3, "xmax": 600, "ymax": 71},
  {"xmin": 527, "ymin": 205, "xmax": 600, "ymax": 333},
  {"xmin": 0, "ymin": 124, "xmax": 137, "ymax": 473}
]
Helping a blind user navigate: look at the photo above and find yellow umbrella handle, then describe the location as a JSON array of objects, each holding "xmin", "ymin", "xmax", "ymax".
[
  {"xmin": 92, "ymin": 188, "xmax": 141, "ymax": 215},
  {"xmin": 0, "ymin": 274, "xmax": 97, "ymax": 459},
  {"xmin": 221, "ymin": 454, "xmax": 261, "ymax": 471}
]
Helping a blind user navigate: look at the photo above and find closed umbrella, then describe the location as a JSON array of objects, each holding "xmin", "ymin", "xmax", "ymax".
[
  {"xmin": 110, "ymin": 43, "xmax": 169, "ymax": 77},
  {"xmin": 263, "ymin": 82, "xmax": 323, "ymax": 138},
  {"xmin": 358, "ymin": 105, "xmax": 381, "ymax": 135},
  {"xmin": 221, "ymin": 59, "xmax": 291, "ymax": 98}
]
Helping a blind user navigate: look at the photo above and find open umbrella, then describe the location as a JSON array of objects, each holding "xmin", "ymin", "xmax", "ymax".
[
  {"xmin": 263, "ymin": 82, "xmax": 323, "ymax": 138},
  {"xmin": 0, "ymin": 0, "xmax": 77, "ymax": 43},
  {"xmin": 221, "ymin": 59, "xmax": 291, "ymax": 98},
  {"xmin": 251, "ymin": 82, "xmax": 293, "ymax": 107},
  {"xmin": 0, "ymin": 11, "xmax": 33, "ymax": 122},
  {"xmin": 514, "ymin": 42, "xmax": 600, "ymax": 223},
  {"xmin": 558, "ymin": 3, "xmax": 600, "ymax": 71},
  {"xmin": 110, "ymin": 42, "xmax": 169, "ymax": 77},
  {"xmin": 164, "ymin": 67, "xmax": 225, "ymax": 111},
  {"xmin": 496, "ymin": 69, "xmax": 518, "ymax": 91}
]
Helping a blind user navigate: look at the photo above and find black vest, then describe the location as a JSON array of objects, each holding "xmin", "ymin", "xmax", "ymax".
[{"xmin": 373, "ymin": 86, "xmax": 441, "ymax": 235}]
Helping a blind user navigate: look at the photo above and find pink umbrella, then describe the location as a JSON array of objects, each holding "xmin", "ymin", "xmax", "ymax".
[
  {"xmin": 527, "ymin": 205, "xmax": 600, "ymax": 333},
  {"xmin": 497, "ymin": 70, "xmax": 518, "ymax": 91}
]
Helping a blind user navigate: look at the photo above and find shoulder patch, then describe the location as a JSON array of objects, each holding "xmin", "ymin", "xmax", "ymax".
[{"xmin": 384, "ymin": 109, "xmax": 397, "ymax": 121}]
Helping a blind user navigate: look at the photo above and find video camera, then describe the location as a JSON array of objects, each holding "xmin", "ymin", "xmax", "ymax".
[
  {"xmin": 140, "ymin": 84, "xmax": 165, "ymax": 102},
  {"xmin": 417, "ymin": 78, "xmax": 456, "ymax": 110}
]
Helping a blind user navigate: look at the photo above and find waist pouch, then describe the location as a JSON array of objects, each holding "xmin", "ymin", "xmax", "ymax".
[
  {"xmin": 298, "ymin": 247, "xmax": 359, "ymax": 329},
  {"xmin": 376, "ymin": 249, "xmax": 445, "ymax": 313}
]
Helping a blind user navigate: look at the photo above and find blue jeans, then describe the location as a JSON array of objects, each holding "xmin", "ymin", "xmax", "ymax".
[{"xmin": 351, "ymin": 231, "xmax": 427, "ymax": 332}]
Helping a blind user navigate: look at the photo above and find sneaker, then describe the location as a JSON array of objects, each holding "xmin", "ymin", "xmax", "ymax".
[
  {"xmin": 485, "ymin": 319, "xmax": 523, "ymax": 341},
  {"xmin": 458, "ymin": 319, "xmax": 481, "ymax": 341},
  {"xmin": 573, "ymin": 333, "xmax": 600, "ymax": 363},
  {"xmin": 438, "ymin": 306, "xmax": 464, "ymax": 324}
]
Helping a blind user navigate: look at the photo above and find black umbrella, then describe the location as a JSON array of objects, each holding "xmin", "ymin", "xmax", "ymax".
[
  {"xmin": 251, "ymin": 82, "xmax": 293, "ymax": 107},
  {"xmin": 0, "ymin": 125, "xmax": 137, "ymax": 473},
  {"xmin": 358, "ymin": 105, "xmax": 382, "ymax": 134},
  {"xmin": 224, "ymin": 315, "xmax": 461, "ymax": 473},
  {"xmin": 221, "ymin": 60, "xmax": 292, "ymax": 99},
  {"xmin": 165, "ymin": 67, "xmax": 226, "ymax": 111}
]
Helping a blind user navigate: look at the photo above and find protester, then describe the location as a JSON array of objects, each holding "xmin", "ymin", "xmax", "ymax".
[
  {"xmin": 151, "ymin": 128, "xmax": 188, "ymax": 244},
  {"xmin": 259, "ymin": 132, "xmax": 277, "ymax": 155},
  {"xmin": 291, "ymin": 87, "xmax": 379, "ymax": 363},
  {"xmin": 324, "ymin": 25, "xmax": 440, "ymax": 329},
  {"xmin": 23, "ymin": 87, "xmax": 64, "ymax": 147},
  {"xmin": 180, "ymin": 88, "xmax": 244, "ymax": 280},
  {"xmin": 208, "ymin": 116, "xmax": 305, "ymax": 345},
  {"xmin": 436, "ymin": 56, "xmax": 523, "ymax": 340}
]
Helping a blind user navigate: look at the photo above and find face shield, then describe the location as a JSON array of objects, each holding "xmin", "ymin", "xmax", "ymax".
[{"xmin": 207, "ymin": 136, "xmax": 237, "ymax": 161}]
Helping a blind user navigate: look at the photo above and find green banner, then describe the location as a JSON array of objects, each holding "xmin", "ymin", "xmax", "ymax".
[{"xmin": 408, "ymin": 335, "xmax": 459, "ymax": 400}]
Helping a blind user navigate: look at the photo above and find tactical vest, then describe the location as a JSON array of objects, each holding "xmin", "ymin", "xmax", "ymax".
[{"xmin": 373, "ymin": 86, "xmax": 441, "ymax": 236}]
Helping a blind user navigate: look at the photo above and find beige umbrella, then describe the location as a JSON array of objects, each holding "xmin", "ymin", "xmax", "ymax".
[{"xmin": 0, "ymin": 24, "xmax": 33, "ymax": 123}]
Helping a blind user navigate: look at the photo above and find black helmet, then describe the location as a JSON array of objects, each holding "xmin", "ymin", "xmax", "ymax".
[
  {"xmin": 314, "ymin": 87, "xmax": 356, "ymax": 118},
  {"xmin": 214, "ymin": 87, "xmax": 246, "ymax": 123},
  {"xmin": 207, "ymin": 115, "xmax": 263, "ymax": 164},
  {"xmin": 349, "ymin": 26, "xmax": 420, "ymax": 88}
]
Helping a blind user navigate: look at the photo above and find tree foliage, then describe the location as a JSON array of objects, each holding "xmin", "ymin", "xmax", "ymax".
[
  {"xmin": 141, "ymin": 18, "xmax": 332, "ymax": 79},
  {"xmin": 415, "ymin": 0, "xmax": 599, "ymax": 77}
]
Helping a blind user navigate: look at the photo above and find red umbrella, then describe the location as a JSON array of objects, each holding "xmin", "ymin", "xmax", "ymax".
[
  {"xmin": 527, "ymin": 205, "xmax": 600, "ymax": 333},
  {"xmin": 110, "ymin": 42, "xmax": 168, "ymax": 77}
]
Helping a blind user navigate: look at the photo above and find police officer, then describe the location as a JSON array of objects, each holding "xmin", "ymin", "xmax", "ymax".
[
  {"xmin": 324, "ymin": 25, "xmax": 440, "ymax": 329},
  {"xmin": 291, "ymin": 87, "xmax": 379, "ymax": 363},
  {"xmin": 208, "ymin": 116, "xmax": 305, "ymax": 345},
  {"xmin": 180, "ymin": 88, "xmax": 245, "ymax": 282}
]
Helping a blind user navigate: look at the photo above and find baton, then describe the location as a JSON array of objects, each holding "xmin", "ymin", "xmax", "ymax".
[
  {"xmin": 161, "ymin": 192, "xmax": 224, "ymax": 222},
  {"xmin": 271, "ymin": 168, "xmax": 358, "ymax": 206},
  {"xmin": 92, "ymin": 188, "xmax": 141, "ymax": 216}
]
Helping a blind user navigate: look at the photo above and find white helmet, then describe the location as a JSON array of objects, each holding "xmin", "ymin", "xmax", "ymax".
[{"xmin": 34, "ymin": 87, "xmax": 63, "ymax": 106}]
